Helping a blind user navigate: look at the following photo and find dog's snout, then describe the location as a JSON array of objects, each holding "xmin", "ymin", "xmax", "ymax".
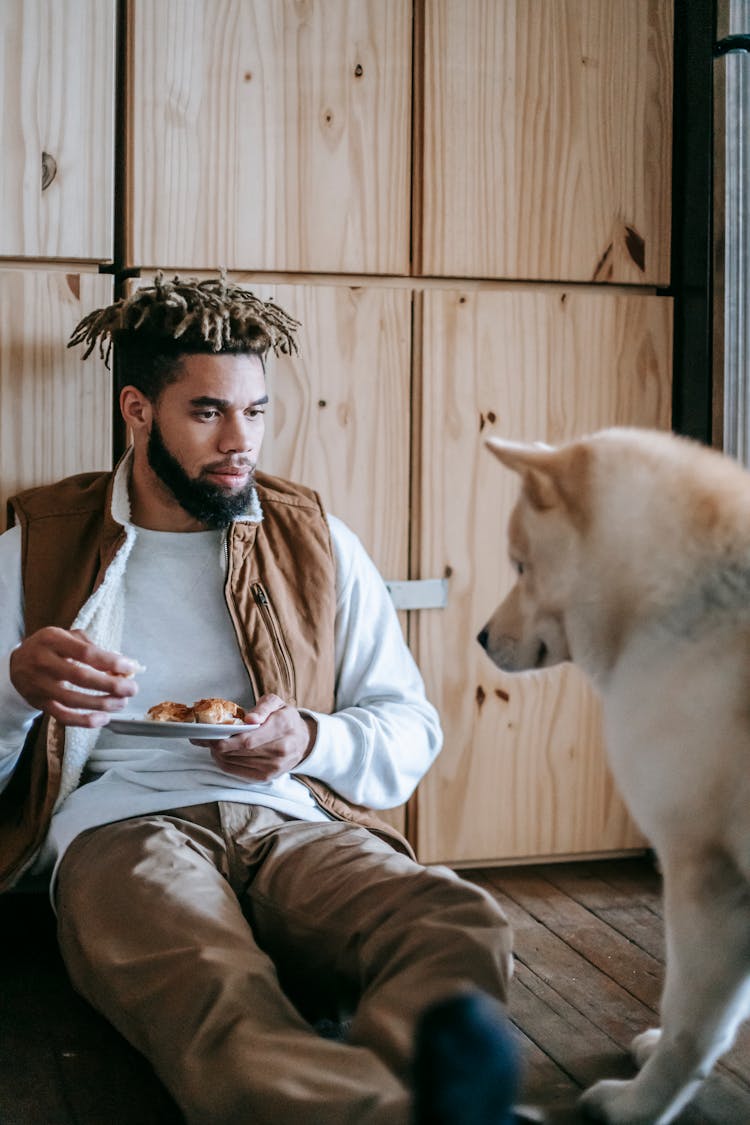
[{"xmin": 477, "ymin": 627, "xmax": 489, "ymax": 651}]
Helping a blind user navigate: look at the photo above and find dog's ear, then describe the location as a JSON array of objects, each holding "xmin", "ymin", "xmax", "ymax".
[
  {"xmin": 485, "ymin": 437, "xmax": 589, "ymax": 522},
  {"xmin": 484, "ymin": 438, "xmax": 554, "ymax": 473},
  {"xmin": 484, "ymin": 438, "xmax": 560, "ymax": 510}
]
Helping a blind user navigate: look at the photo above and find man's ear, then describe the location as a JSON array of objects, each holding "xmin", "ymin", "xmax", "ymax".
[{"xmin": 120, "ymin": 386, "xmax": 152, "ymax": 432}]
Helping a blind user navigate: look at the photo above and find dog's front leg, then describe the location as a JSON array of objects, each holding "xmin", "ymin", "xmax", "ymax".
[{"xmin": 579, "ymin": 853, "xmax": 750, "ymax": 1124}]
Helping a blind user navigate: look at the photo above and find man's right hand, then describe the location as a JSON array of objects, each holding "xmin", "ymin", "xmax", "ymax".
[{"xmin": 9, "ymin": 627, "xmax": 140, "ymax": 727}]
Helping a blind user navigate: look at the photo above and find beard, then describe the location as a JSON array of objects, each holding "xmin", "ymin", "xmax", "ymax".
[{"xmin": 146, "ymin": 419, "xmax": 257, "ymax": 529}]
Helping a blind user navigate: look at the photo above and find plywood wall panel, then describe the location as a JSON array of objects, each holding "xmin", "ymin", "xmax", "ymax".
[
  {"xmin": 0, "ymin": 270, "xmax": 113, "ymax": 527},
  {"xmin": 128, "ymin": 0, "xmax": 412, "ymax": 274},
  {"xmin": 414, "ymin": 288, "xmax": 672, "ymax": 864},
  {"xmin": 0, "ymin": 0, "xmax": 116, "ymax": 260},
  {"xmin": 421, "ymin": 0, "xmax": 673, "ymax": 284},
  {"xmin": 259, "ymin": 284, "xmax": 412, "ymax": 583}
]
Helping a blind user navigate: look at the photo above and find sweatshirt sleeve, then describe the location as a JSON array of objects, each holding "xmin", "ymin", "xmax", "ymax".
[
  {"xmin": 0, "ymin": 526, "xmax": 41, "ymax": 791},
  {"xmin": 292, "ymin": 516, "xmax": 443, "ymax": 809}
]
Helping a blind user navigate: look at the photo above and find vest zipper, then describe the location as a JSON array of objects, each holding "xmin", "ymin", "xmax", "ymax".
[
  {"xmin": 222, "ymin": 536, "xmax": 296, "ymax": 704},
  {"xmin": 222, "ymin": 532, "xmax": 262, "ymax": 703},
  {"xmin": 251, "ymin": 582, "xmax": 297, "ymax": 703}
]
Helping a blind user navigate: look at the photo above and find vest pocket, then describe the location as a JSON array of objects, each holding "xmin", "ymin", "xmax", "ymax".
[{"xmin": 251, "ymin": 582, "xmax": 297, "ymax": 704}]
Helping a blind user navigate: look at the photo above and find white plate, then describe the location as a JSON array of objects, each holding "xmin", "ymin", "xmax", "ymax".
[{"xmin": 107, "ymin": 716, "xmax": 258, "ymax": 740}]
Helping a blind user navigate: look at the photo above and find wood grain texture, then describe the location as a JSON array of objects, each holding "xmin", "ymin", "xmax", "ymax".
[
  {"xmin": 0, "ymin": 0, "xmax": 116, "ymax": 260},
  {"xmin": 413, "ymin": 287, "xmax": 672, "ymax": 864},
  {"xmin": 127, "ymin": 0, "xmax": 412, "ymax": 273},
  {"xmin": 0, "ymin": 270, "xmax": 113, "ymax": 528},
  {"xmin": 421, "ymin": 0, "xmax": 673, "ymax": 284},
  {"xmin": 471, "ymin": 862, "xmax": 750, "ymax": 1122},
  {"xmin": 260, "ymin": 284, "xmax": 411, "ymax": 584}
]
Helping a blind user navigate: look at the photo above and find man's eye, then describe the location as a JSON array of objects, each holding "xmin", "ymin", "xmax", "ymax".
[
  {"xmin": 246, "ymin": 408, "xmax": 266, "ymax": 419},
  {"xmin": 513, "ymin": 560, "xmax": 525, "ymax": 576},
  {"xmin": 196, "ymin": 410, "xmax": 219, "ymax": 421}
]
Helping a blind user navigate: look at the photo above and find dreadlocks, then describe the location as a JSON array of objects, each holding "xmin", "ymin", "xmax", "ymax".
[{"xmin": 67, "ymin": 271, "xmax": 300, "ymax": 399}]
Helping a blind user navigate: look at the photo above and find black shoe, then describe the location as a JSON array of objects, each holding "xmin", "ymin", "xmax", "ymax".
[{"xmin": 412, "ymin": 991, "xmax": 523, "ymax": 1125}]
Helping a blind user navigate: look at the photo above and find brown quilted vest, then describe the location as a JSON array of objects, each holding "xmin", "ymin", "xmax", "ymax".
[{"xmin": 0, "ymin": 465, "xmax": 412, "ymax": 889}]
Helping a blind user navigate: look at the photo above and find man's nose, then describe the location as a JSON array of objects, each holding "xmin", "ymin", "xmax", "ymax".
[{"xmin": 219, "ymin": 415, "xmax": 255, "ymax": 453}]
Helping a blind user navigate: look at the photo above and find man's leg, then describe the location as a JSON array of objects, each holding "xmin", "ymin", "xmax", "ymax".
[
  {"xmin": 56, "ymin": 805, "xmax": 410, "ymax": 1125},
  {"xmin": 233, "ymin": 814, "xmax": 514, "ymax": 1082}
]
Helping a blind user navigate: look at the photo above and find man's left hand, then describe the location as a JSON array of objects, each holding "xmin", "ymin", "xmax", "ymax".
[{"xmin": 190, "ymin": 693, "xmax": 317, "ymax": 781}]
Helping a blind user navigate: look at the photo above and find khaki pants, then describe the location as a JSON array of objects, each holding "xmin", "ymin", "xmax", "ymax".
[{"xmin": 56, "ymin": 802, "xmax": 512, "ymax": 1125}]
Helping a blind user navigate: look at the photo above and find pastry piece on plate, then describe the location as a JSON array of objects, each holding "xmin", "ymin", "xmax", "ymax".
[
  {"xmin": 146, "ymin": 701, "xmax": 195, "ymax": 723},
  {"xmin": 192, "ymin": 697, "xmax": 246, "ymax": 725}
]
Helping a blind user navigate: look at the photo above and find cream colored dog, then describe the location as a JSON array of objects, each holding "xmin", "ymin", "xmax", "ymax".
[{"xmin": 477, "ymin": 427, "xmax": 750, "ymax": 1125}]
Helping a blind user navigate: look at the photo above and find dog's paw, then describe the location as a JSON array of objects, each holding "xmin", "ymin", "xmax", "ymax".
[
  {"xmin": 578, "ymin": 1079, "xmax": 644, "ymax": 1124},
  {"xmin": 630, "ymin": 1028, "xmax": 661, "ymax": 1069}
]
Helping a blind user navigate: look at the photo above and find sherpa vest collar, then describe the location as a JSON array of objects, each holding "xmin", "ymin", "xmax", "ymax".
[{"xmin": 0, "ymin": 463, "xmax": 412, "ymax": 889}]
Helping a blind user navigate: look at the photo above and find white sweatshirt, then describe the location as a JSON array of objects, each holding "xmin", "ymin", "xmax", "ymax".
[{"xmin": 0, "ymin": 468, "xmax": 442, "ymax": 879}]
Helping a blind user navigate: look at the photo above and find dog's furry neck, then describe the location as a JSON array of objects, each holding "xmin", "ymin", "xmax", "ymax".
[{"xmin": 652, "ymin": 560, "xmax": 750, "ymax": 640}]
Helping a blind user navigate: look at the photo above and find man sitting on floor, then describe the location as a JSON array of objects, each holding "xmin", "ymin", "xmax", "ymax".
[{"xmin": 0, "ymin": 273, "xmax": 522, "ymax": 1124}]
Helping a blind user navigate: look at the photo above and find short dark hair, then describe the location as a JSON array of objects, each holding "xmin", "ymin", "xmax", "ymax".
[{"xmin": 68, "ymin": 271, "xmax": 300, "ymax": 399}]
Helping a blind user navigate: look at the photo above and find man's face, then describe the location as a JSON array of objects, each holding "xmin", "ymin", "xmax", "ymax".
[{"xmin": 144, "ymin": 352, "xmax": 268, "ymax": 529}]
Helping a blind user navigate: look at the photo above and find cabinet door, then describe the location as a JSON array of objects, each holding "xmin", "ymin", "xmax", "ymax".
[
  {"xmin": 259, "ymin": 284, "xmax": 411, "ymax": 582},
  {"xmin": 420, "ymin": 0, "xmax": 673, "ymax": 284},
  {"xmin": 413, "ymin": 288, "xmax": 672, "ymax": 864},
  {"xmin": 128, "ymin": 0, "xmax": 412, "ymax": 274},
  {"xmin": 0, "ymin": 1, "xmax": 116, "ymax": 260},
  {"xmin": 0, "ymin": 270, "xmax": 113, "ymax": 527}
]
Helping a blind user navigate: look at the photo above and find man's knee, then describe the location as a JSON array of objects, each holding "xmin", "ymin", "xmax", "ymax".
[{"xmin": 380, "ymin": 863, "xmax": 514, "ymax": 978}]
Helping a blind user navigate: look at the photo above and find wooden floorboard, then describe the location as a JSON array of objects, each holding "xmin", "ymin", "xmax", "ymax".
[
  {"xmin": 464, "ymin": 858, "xmax": 750, "ymax": 1124},
  {"xmin": 0, "ymin": 893, "xmax": 182, "ymax": 1125},
  {"xmin": 1, "ymin": 857, "xmax": 748, "ymax": 1123}
]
